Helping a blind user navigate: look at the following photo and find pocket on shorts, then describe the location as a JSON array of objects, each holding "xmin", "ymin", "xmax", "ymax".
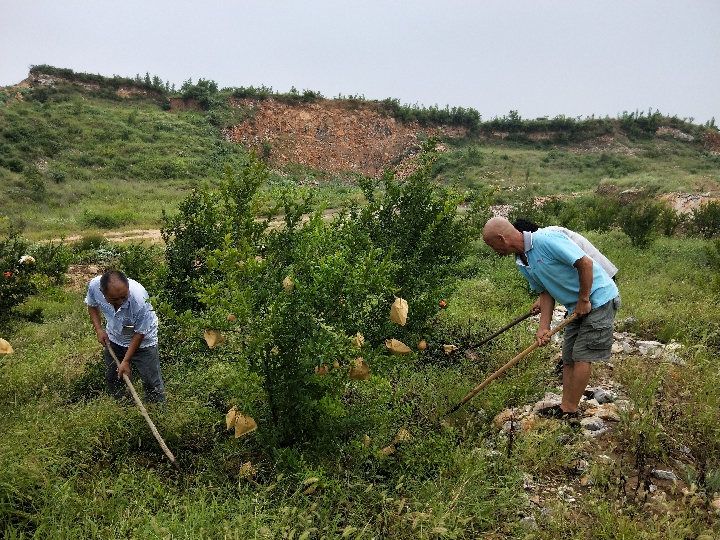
[{"xmin": 585, "ymin": 320, "xmax": 614, "ymax": 350}]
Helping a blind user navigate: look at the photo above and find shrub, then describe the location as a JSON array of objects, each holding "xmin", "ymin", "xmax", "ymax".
[
  {"xmin": 0, "ymin": 231, "xmax": 71, "ymax": 328},
  {"xmin": 620, "ymin": 108, "xmax": 663, "ymax": 140},
  {"xmin": 508, "ymin": 195, "xmax": 582, "ymax": 231},
  {"xmin": 160, "ymin": 141, "xmax": 475, "ymax": 448},
  {"xmin": 73, "ymin": 233, "xmax": 106, "ymax": 253},
  {"xmin": 657, "ymin": 202, "xmax": 685, "ymax": 237},
  {"xmin": 114, "ymin": 243, "xmax": 164, "ymax": 296},
  {"xmin": 160, "ymin": 157, "xmax": 266, "ymax": 314},
  {"xmin": 352, "ymin": 136, "xmax": 473, "ymax": 332},
  {"xmin": 580, "ymin": 195, "xmax": 620, "ymax": 232},
  {"xmin": 79, "ymin": 209, "xmax": 136, "ymax": 229},
  {"xmin": 688, "ymin": 201, "xmax": 720, "ymax": 239},
  {"xmin": 27, "ymin": 241, "xmax": 72, "ymax": 284},
  {"xmin": 0, "ymin": 233, "xmax": 37, "ymax": 329},
  {"xmin": 617, "ymin": 199, "xmax": 662, "ymax": 248}
]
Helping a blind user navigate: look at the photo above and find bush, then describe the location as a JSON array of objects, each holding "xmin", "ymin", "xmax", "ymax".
[
  {"xmin": 73, "ymin": 233, "xmax": 106, "ymax": 253},
  {"xmin": 27, "ymin": 241, "xmax": 72, "ymax": 284},
  {"xmin": 657, "ymin": 202, "xmax": 685, "ymax": 237},
  {"xmin": 114, "ymin": 243, "xmax": 164, "ymax": 296},
  {"xmin": 0, "ymin": 231, "xmax": 71, "ymax": 329},
  {"xmin": 159, "ymin": 141, "xmax": 475, "ymax": 448},
  {"xmin": 160, "ymin": 157, "xmax": 266, "ymax": 314},
  {"xmin": 617, "ymin": 199, "xmax": 662, "ymax": 248},
  {"xmin": 688, "ymin": 201, "xmax": 720, "ymax": 239},
  {"xmin": 580, "ymin": 195, "xmax": 620, "ymax": 232},
  {"xmin": 508, "ymin": 195, "xmax": 582, "ymax": 231},
  {"xmin": 0, "ymin": 233, "xmax": 37, "ymax": 329},
  {"xmin": 79, "ymin": 209, "xmax": 136, "ymax": 229}
]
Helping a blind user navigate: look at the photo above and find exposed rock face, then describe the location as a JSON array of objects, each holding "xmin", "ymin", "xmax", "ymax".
[
  {"xmin": 704, "ymin": 130, "xmax": 720, "ymax": 154},
  {"xmin": 222, "ymin": 98, "xmax": 467, "ymax": 177}
]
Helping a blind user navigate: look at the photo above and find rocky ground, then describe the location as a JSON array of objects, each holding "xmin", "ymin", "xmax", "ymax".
[{"xmin": 483, "ymin": 307, "xmax": 720, "ymax": 526}]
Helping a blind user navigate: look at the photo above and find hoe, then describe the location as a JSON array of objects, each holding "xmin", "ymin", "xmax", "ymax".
[
  {"xmin": 106, "ymin": 345, "xmax": 181, "ymax": 471},
  {"xmin": 446, "ymin": 312, "xmax": 578, "ymax": 416}
]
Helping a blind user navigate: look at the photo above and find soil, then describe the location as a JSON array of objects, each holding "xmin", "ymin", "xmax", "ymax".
[{"xmin": 222, "ymin": 97, "xmax": 466, "ymax": 177}]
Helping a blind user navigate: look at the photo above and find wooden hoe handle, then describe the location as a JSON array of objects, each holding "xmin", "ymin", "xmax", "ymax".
[
  {"xmin": 106, "ymin": 345, "xmax": 181, "ymax": 471},
  {"xmin": 467, "ymin": 310, "xmax": 534, "ymax": 350},
  {"xmin": 446, "ymin": 313, "xmax": 578, "ymax": 416}
]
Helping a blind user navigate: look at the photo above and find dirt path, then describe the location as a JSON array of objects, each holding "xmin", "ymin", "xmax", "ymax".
[{"xmin": 50, "ymin": 209, "xmax": 341, "ymax": 245}]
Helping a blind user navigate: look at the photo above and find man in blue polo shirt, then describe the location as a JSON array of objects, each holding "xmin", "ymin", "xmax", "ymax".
[
  {"xmin": 85, "ymin": 270, "xmax": 166, "ymax": 404},
  {"xmin": 482, "ymin": 217, "xmax": 620, "ymax": 418}
]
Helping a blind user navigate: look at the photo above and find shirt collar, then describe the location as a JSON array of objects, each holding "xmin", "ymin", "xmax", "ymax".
[{"xmin": 515, "ymin": 231, "xmax": 533, "ymax": 267}]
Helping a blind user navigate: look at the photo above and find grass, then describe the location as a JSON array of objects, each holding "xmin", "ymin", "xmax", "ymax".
[
  {"xmin": 2, "ymin": 73, "xmax": 720, "ymax": 538},
  {"xmin": 2, "ymin": 234, "xmax": 720, "ymax": 538},
  {"xmin": 3, "ymin": 79, "xmax": 719, "ymax": 242},
  {"xmin": 432, "ymin": 140, "xmax": 719, "ymax": 206}
]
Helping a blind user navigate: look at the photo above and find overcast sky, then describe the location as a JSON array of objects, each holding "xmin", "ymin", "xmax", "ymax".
[{"xmin": 1, "ymin": 0, "xmax": 718, "ymax": 124}]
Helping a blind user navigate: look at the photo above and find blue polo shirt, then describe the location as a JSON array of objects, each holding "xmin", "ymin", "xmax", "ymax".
[
  {"xmin": 85, "ymin": 276, "xmax": 158, "ymax": 347},
  {"xmin": 516, "ymin": 230, "xmax": 618, "ymax": 314}
]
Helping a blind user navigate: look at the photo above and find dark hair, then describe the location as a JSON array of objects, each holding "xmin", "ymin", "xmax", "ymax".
[
  {"xmin": 512, "ymin": 218, "xmax": 539, "ymax": 233},
  {"xmin": 99, "ymin": 270, "xmax": 129, "ymax": 294}
]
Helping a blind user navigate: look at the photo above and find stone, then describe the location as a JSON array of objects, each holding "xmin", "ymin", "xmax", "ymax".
[
  {"xmin": 637, "ymin": 340, "xmax": 663, "ymax": 356},
  {"xmin": 581, "ymin": 417, "xmax": 606, "ymax": 431},
  {"xmin": 593, "ymin": 388, "xmax": 616, "ymax": 404},
  {"xmin": 581, "ymin": 476, "xmax": 594, "ymax": 487},
  {"xmin": 611, "ymin": 343, "xmax": 624, "ymax": 354},
  {"xmin": 664, "ymin": 353, "xmax": 686, "ymax": 366},
  {"xmin": 532, "ymin": 393, "xmax": 562, "ymax": 413},
  {"xmin": 519, "ymin": 516, "xmax": 538, "ymax": 530},
  {"xmin": 651, "ymin": 469, "xmax": 678, "ymax": 481},
  {"xmin": 583, "ymin": 427, "xmax": 611, "ymax": 438},
  {"xmin": 493, "ymin": 408, "xmax": 522, "ymax": 429},
  {"xmin": 502, "ymin": 420, "xmax": 524, "ymax": 433},
  {"xmin": 614, "ymin": 399, "xmax": 632, "ymax": 412},
  {"xmin": 522, "ymin": 473, "xmax": 536, "ymax": 490},
  {"xmin": 593, "ymin": 405, "xmax": 621, "ymax": 422}
]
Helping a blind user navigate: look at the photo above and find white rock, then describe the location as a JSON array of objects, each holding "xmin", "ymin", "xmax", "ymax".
[
  {"xmin": 502, "ymin": 420, "xmax": 524, "ymax": 432},
  {"xmin": 581, "ymin": 417, "xmax": 606, "ymax": 431},
  {"xmin": 651, "ymin": 469, "xmax": 678, "ymax": 481},
  {"xmin": 637, "ymin": 340, "xmax": 663, "ymax": 356},
  {"xmin": 532, "ymin": 393, "xmax": 562, "ymax": 413},
  {"xmin": 614, "ymin": 400, "xmax": 632, "ymax": 412},
  {"xmin": 585, "ymin": 427, "xmax": 611, "ymax": 438},
  {"xmin": 664, "ymin": 353, "xmax": 686, "ymax": 366},
  {"xmin": 594, "ymin": 388, "xmax": 616, "ymax": 404}
]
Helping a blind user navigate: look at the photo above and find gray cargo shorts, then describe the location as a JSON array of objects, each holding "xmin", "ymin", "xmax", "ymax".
[{"xmin": 562, "ymin": 296, "xmax": 621, "ymax": 364}]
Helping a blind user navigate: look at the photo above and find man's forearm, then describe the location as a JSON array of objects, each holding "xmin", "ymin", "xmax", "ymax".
[
  {"xmin": 88, "ymin": 306, "xmax": 104, "ymax": 332},
  {"xmin": 123, "ymin": 332, "xmax": 145, "ymax": 364},
  {"xmin": 538, "ymin": 291, "xmax": 555, "ymax": 330},
  {"xmin": 574, "ymin": 256, "xmax": 594, "ymax": 301}
]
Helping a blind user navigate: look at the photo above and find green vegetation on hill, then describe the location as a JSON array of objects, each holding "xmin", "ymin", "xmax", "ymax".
[
  {"xmin": 1, "ymin": 65, "xmax": 718, "ymax": 241},
  {"xmin": 2, "ymin": 143, "xmax": 720, "ymax": 538},
  {"xmin": 2, "ymin": 68, "xmax": 719, "ymax": 539}
]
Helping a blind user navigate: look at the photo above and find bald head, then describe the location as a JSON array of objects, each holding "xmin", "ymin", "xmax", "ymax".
[
  {"xmin": 482, "ymin": 217, "xmax": 524, "ymax": 255},
  {"xmin": 100, "ymin": 270, "xmax": 130, "ymax": 310}
]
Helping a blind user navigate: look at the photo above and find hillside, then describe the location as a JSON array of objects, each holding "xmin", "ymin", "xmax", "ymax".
[
  {"xmin": 1, "ymin": 66, "xmax": 719, "ymax": 240},
  {"xmin": 2, "ymin": 67, "xmax": 720, "ymax": 539}
]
